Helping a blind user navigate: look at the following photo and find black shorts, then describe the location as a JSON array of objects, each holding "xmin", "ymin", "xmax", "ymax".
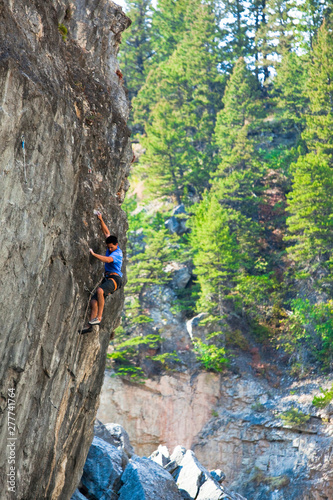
[{"xmin": 91, "ymin": 275, "xmax": 122, "ymax": 301}]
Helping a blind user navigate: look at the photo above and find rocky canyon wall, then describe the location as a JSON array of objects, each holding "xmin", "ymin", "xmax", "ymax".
[
  {"xmin": 98, "ymin": 369, "xmax": 333, "ymax": 499},
  {"xmin": 0, "ymin": 1, "xmax": 131, "ymax": 498},
  {"xmin": 99, "ymin": 277, "xmax": 333, "ymax": 499}
]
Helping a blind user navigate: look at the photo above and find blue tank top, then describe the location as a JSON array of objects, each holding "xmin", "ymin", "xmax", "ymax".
[{"xmin": 104, "ymin": 247, "xmax": 123, "ymax": 277}]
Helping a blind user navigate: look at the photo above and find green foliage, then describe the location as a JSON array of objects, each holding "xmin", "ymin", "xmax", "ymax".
[
  {"xmin": 286, "ymin": 18, "xmax": 333, "ymax": 286},
  {"xmin": 126, "ymin": 226, "xmax": 173, "ymax": 294},
  {"xmin": 312, "ymin": 385, "xmax": 333, "ymax": 408},
  {"xmin": 278, "ymin": 299, "xmax": 333, "ymax": 368},
  {"xmin": 279, "ymin": 407, "xmax": 310, "ymax": 427},
  {"xmin": 108, "ymin": 334, "xmax": 163, "ymax": 381},
  {"xmin": 273, "ymin": 50, "xmax": 309, "ymax": 130},
  {"xmin": 112, "ymin": 366, "xmax": 146, "ymax": 381},
  {"xmin": 134, "ymin": 1, "xmax": 225, "ymax": 201},
  {"xmin": 119, "ymin": 0, "xmax": 333, "ymax": 374},
  {"xmin": 115, "ymin": 334, "xmax": 162, "ymax": 350},
  {"xmin": 131, "ymin": 315, "xmax": 154, "ymax": 324},
  {"xmin": 193, "ymin": 339, "xmax": 228, "ymax": 372},
  {"xmin": 251, "ymin": 402, "xmax": 266, "ymax": 413},
  {"xmin": 148, "ymin": 351, "xmax": 180, "ymax": 370},
  {"xmin": 251, "ymin": 468, "xmax": 290, "ymax": 490},
  {"xmin": 120, "ymin": 0, "xmax": 153, "ymax": 128},
  {"xmin": 58, "ymin": 23, "xmax": 68, "ymax": 41}
]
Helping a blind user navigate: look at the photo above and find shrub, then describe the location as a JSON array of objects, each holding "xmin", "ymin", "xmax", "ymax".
[
  {"xmin": 312, "ymin": 385, "xmax": 333, "ymax": 409},
  {"xmin": 193, "ymin": 339, "xmax": 229, "ymax": 372},
  {"xmin": 279, "ymin": 407, "xmax": 310, "ymax": 427},
  {"xmin": 277, "ymin": 299, "xmax": 333, "ymax": 370},
  {"xmin": 58, "ymin": 23, "xmax": 68, "ymax": 41},
  {"xmin": 107, "ymin": 334, "xmax": 163, "ymax": 381},
  {"xmin": 148, "ymin": 351, "xmax": 180, "ymax": 370}
]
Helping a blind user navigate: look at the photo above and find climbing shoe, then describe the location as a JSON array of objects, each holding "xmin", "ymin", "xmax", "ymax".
[
  {"xmin": 79, "ymin": 326, "xmax": 93, "ymax": 335},
  {"xmin": 89, "ymin": 317, "xmax": 101, "ymax": 325}
]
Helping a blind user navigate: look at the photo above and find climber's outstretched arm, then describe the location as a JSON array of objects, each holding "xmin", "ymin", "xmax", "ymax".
[
  {"xmin": 96, "ymin": 212, "xmax": 110, "ymax": 238},
  {"xmin": 89, "ymin": 249, "xmax": 114, "ymax": 263}
]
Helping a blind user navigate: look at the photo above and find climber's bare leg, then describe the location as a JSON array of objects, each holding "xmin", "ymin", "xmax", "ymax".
[
  {"xmin": 96, "ymin": 287, "xmax": 105, "ymax": 321},
  {"xmin": 90, "ymin": 298, "xmax": 98, "ymax": 322}
]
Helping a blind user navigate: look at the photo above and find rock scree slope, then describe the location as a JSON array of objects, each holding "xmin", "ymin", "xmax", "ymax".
[{"xmin": 0, "ymin": 1, "xmax": 131, "ymax": 498}]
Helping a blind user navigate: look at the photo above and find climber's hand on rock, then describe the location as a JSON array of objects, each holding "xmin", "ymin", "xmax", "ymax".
[
  {"xmin": 89, "ymin": 248, "xmax": 95, "ymax": 255},
  {"xmin": 93, "ymin": 209, "xmax": 102, "ymax": 219}
]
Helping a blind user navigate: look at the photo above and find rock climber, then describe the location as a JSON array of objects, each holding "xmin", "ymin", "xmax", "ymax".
[{"xmin": 81, "ymin": 211, "xmax": 123, "ymax": 334}]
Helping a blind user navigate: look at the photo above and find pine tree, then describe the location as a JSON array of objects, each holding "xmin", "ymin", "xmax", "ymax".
[
  {"xmin": 296, "ymin": 0, "xmax": 332, "ymax": 49},
  {"xmin": 249, "ymin": 0, "xmax": 270, "ymax": 81},
  {"xmin": 273, "ymin": 49, "xmax": 309, "ymax": 135},
  {"xmin": 255, "ymin": 0, "xmax": 298, "ymax": 78},
  {"xmin": 135, "ymin": 2, "xmax": 225, "ymax": 201},
  {"xmin": 189, "ymin": 58, "xmax": 276, "ymax": 320},
  {"xmin": 214, "ymin": 57, "xmax": 265, "ymax": 190},
  {"xmin": 190, "ymin": 193, "xmax": 241, "ymax": 315},
  {"xmin": 120, "ymin": 0, "xmax": 153, "ymax": 103},
  {"xmin": 150, "ymin": 0, "xmax": 191, "ymax": 63},
  {"xmin": 221, "ymin": 0, "xmax": 252, "ymax": 69},
  {"xmin": 286, "ymin": 17, "xmax": 333, "ymax": 284}
]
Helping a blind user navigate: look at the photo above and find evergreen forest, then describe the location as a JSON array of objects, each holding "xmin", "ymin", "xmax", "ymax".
[{"xmin": 114, "ymin": 0, "xmax": 333, "ymax": 377}]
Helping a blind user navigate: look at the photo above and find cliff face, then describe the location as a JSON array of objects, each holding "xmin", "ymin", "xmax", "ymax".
[
  {"xmin": 0, "ymin": 1, "xmax": 131, "ymax": 498},
  {"xmin": 99, "ymin": 370, "xmax": 333, "ymax": 500},
  {"xmin": 99, "ymin": 279, "xmax": 333, "ymax": 499}
]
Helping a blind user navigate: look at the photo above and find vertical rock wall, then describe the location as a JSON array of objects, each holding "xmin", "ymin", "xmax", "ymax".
[
  {"xmin": 98, "ymin": 370, "xmax": 333, "ymax": 499},
  {"xmin": 0, "ymin": 1, "xmax": 131, "ymax": 498}
]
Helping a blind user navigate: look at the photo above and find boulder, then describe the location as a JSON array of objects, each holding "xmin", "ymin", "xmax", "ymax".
[
  {"xmin": 165, "ymin": 204, "xmax": 188, "ymax": 235},
  {"xmin": 149, "ymin": 445, "xmax": 171, "ymax": 467},
  {"xmin": 163, "ymin": 262, "xmax": 192, "ymax": 289},
  {"xmin": 81, "ymin": 436, "xmax": 123, "ymax": 500},
  {"xmin": 210, "ymin": 469, "xmax": 226, "ymax": 484},
  {"xmin": 94, "ymin": 420, "xmax": 132, "ymax": 468},
  {"xmin": 71, "ymin": 489, "xmax": 87, "ymax": 500},
  {"xmin": 173, "ymin": 450, "xmax": 224, "ymax": 500},
  {"xmin": 104, "ymin": 422, "xmax": 135, "ymax": 458},
  {"xmin": 170, "ymin": 445, "xmax": 187, "ymax": 465},
  {"xmin": 173, "ymin": 204, "xmax": 186, "ymax": 216},
  {"xmin": 118, "ymin": 456, "xmax": 182, "ymax": 500}
]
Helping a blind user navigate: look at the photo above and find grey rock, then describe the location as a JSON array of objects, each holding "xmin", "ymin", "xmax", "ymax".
[
  {"xmin": 163, "ymin": 262, "xmax": 192, "ymax": 289},
  {"xmin": 223, "ymin": 486, "xmax": 248, "ymax": 500},
  {"xmin": 164, "ymin": 460, "xmax": 180, "ymax": 474},
  {"xmin": 94, "ymin": 420, "xmax": 130, "ymax": 468},
  {"xmin": 165, "ymin": 205, "xmax": 188, "ymax": 235},
  {"xmin": 118, "ymin": 456, "xmax": 182, "ymax": 500},
  {"xmin": 149, "ymin": 445, "xmax": 171, "ymax": 467},
  {"xmin": 104, "ymin": 422, "xmax": 135, "ymax": 458},
  {"xmin": 94, "ymin": 419, "xmax": 119, "ymax": 448},
  {"xmin": 172, "ymin": 204, "xmax": 186, "ymax": 216},
  {"xmin": 174, "ymin": 450, "xmax": 224, "ymax": 500},
  {"xmin": 210, "ymin": 469, "xmax": 226, "ymax": 483},
  {"xmin": 81, "ymin": 436, "xmax": 123, "ymax": 500},
  {"xmin": 128, "ymin": 228, "xmax": 146, "ymax": 256},
  {"xmin": 71, "ymin": 489, "xmax": 87, "ymax": 500},
  {"xmin": 196, "ymin": 478, "xmax": 225, "ymax": 500},
  {"xmin": 170, "ymin": 445, "xmax": 187, "ymax": 466},
  {"xmin": 0, "ymin": 1, "xmax": 131, "ymax": 498},
  {"xmin": 165, "ymin": 216, "xmax": 181, "ymax": 234}
]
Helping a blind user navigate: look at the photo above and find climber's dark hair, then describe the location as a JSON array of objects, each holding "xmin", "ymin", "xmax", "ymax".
[{"xmin": 106, "ymin": 235, "xmax": 118, "ymax": 245}]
